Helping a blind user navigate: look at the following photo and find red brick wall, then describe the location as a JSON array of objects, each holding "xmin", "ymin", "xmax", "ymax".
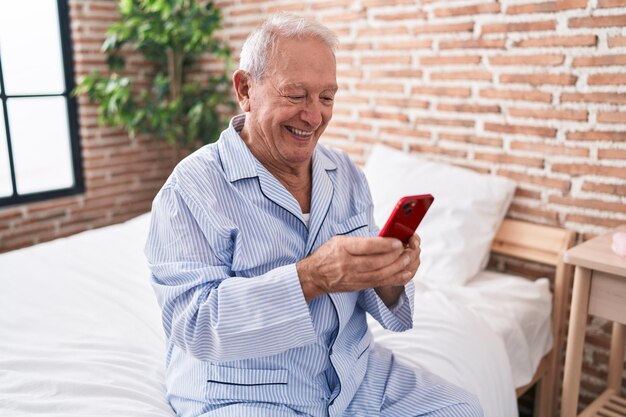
[
  {"xmin": 0, "ymin": 0, "xmax": 624, "ymax": 413},
  {"xmin": 0, "ymin": 0, "xmax": 180, "ymax": 252},
  {"xmin": 217, "ymin": 0, "xmax": 626, "ymax": 237}
]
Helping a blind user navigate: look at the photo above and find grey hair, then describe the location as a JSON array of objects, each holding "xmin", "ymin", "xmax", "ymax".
[{"xmin": 239, "ymin": 13, "xmax": 339, "ymax": 80}]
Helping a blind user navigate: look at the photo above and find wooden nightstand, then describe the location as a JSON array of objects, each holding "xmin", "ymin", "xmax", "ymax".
[{"xmin": 561, "ymin": 225, "xmax": 626, "ymax": 417}]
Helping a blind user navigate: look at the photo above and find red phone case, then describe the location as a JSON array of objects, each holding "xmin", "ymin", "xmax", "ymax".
[{"xmin": 378, "ymin": 194, "xmax": 434, "ymax": 245}]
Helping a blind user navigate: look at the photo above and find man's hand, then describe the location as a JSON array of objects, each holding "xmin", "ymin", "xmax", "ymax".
[{"xmin": 296, "ymin": 234, "xmax": 421, "ymax": 304}]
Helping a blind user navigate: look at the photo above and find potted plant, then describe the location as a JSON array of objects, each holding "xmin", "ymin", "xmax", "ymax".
[{"xmin": 75, "ymin": 0, "xmax": 234, "ymax": 151}]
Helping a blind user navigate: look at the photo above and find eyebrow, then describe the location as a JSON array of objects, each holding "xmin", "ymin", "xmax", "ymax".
[{"xmin": 282, "ymin": 82, "xmax": 338, "ymax": 92}]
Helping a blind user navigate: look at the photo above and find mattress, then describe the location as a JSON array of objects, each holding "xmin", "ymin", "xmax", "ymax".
[
  {"xmin": 0, "ymin": 212, "xmax": 549, "ymax": 417},
  {"xmin": 368, "ymin": 272, "xmax": 552, "ymax": 417},
  {"xmin": 0, "ymin": 213, "xmax": 174, "ymax": 417}
]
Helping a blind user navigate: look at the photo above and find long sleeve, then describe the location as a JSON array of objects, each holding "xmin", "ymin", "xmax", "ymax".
[
  {"xmin": 149, "ymin": 115, "xmax": 428, "ymax": 417},
  {"xmin": 358, "ymin": 283, "xmax": 415, "ymax": 331},
  {"xmin": 145, "ymin": 185, "xmax": 317, "ymax": 362}
]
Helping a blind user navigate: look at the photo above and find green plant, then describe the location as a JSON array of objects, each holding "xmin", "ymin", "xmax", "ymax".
[{"xmin": 74, "ymin": 0, "xmax": 234, "ymax": 149}]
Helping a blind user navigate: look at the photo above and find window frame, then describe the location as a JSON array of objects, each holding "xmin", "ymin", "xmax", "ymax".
[{"xmin": 0, "ymin": 0, "xmax": 83, "ymax": 208}]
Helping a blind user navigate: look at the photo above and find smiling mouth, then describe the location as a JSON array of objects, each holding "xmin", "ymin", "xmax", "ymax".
[{"xmin": 285, "ymin": 125, "xmax": 314, "ymax": 138}]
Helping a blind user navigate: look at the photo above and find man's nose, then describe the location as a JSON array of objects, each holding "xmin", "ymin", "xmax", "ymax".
[{"xmin": 300, "ymin": 99, "xmax": 324, "ymax": 128}]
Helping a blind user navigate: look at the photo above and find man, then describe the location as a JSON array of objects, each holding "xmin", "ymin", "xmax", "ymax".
[{"xmin": 145, "ymin": 14, "xmax": 483, "ymax": 417}]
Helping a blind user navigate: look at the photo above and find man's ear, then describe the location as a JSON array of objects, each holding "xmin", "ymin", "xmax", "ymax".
[{"xmin": 233, "ymin": 69, "xmax": 252, "ymax": 112}]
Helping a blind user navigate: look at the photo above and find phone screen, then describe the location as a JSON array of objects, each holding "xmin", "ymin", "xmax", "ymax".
[{"xmin": 378, "ymin": 194, "xmax": 434, "ymax": 245}]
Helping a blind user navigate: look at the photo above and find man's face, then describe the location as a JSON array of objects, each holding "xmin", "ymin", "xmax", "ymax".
[{"xmin": 244, "ymin": 36, "xmax": 337, "ymax": 168}]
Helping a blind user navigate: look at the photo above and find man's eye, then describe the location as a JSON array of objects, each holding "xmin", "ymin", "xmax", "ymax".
[
  {"xmin": 322, "ymin": 97, "xmax": 334, "ymax": 103},
  {"xmin": 288, "ymin": 96, "xmax": 305, "ymax": 101}
]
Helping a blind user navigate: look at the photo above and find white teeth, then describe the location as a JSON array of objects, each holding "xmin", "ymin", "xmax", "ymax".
[{"xmin": 287, "ymin": 126, "xmax": 313, "ymax": 137}]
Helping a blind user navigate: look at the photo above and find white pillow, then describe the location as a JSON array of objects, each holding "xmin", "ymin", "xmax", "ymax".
[{"xmin": 363, "ymin": 144, "xmax": 516, "ymax": 286}]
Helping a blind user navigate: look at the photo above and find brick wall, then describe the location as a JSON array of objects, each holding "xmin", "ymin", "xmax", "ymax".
[
  {"xmin": 213, "ymin": 0, "xmax": 626, "ymax": 413},
  {"xmin": 219, "ymin": 0, "xmax": 626, "ymax": 237},
  {"xmin": 0, "ymin": 0, "xmax": 624, "ymax": 413},
  {"xmin": 0, "ymin": 0, "xmax": 180, "ymax": 253}
]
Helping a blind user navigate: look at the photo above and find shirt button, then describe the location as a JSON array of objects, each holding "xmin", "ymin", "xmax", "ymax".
[
  {"xmin": 329, "ymin": 399, "xmax": 335, "ymax": 406},
  {"xmin": 329, "ymin": 348, "xmax": 333, "ymax": 355}
]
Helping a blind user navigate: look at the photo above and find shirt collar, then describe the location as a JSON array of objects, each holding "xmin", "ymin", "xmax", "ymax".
[
  {"xmin": 218, "ymin": 114, "xmax": 258, "ymax": 182},
  {"xmin": 218, "ymin": 113, "xmax": 337, "ymax": 183}
]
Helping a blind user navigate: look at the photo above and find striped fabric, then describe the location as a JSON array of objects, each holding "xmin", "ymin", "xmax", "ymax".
[{"xmin": 145, "ymin": 114, "xmax": 483, "ymax": 416}]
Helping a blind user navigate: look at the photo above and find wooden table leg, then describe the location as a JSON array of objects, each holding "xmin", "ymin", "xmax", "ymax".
[
  {"xmin": 561, "ymin": 266, "xmax": 592, "ymax": 417},
  {"xmin": 607, "ymin": 322, "xmax": 626, "ymax": 392}
]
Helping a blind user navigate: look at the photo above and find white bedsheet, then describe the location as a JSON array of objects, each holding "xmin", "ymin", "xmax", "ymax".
[
  {"xmin": 438, "ymin": 270, "xmax": 553, "ymax": 389},
  {"xmin": 368, "ymin": 290, "xmax": 517, "ymax": 417},
  {"xmin": 0, "ymin": 213, "xmax": 174, "ymax": 417},
  {"xmin": 368, "ymin": 272, "xmax": 552, "ymax": 417},
  {"xmin": 0, "ymin": 212, "xmax": 550, "ymax": 416}
]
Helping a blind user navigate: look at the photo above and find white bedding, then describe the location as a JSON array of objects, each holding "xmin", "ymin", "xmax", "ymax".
[
  {"xmin": 436, "ymin": 270, "xmax": 553, "ymax": 389},
  {"xmin": 0, "ymin": 214, "xmax": 173, "ymax": 417},
  {"xmin": 0, "ymin": 212, "xmax": 551, "ymax": 417},
  {"xmin": 368, "ymin": 273, "xmax": 552, "ymax": 417}
]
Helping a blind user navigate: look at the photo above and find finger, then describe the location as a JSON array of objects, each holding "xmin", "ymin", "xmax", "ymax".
[
  {"xmin": 407, "ymin": 233, "xmax": 421, "ymax": 250},
  {"xmin": 381, "ymin": 252, "xmax": 420, "ymax": 284},
  {"xmin": 339, "ymin": 252, "xmax": 416, "ymax": 292},
  {"xmin": 343, "ymin": 236, "xmax": 403, "ymax": 256},
  {"xmin": 406, "ymin": 252, "xmax": 421, "ymax": 276},
  {"xmin": 359, "ymin": 251, "xmax": 412, "ymax": 284},
  {"xmin": 370, "ymin": 267, "xmax": 414, "ymax": 288},
  {"xmin": 389, "ymin": 269, "xmax": 417, "ymax": 286},
  {"xmin": 379, "ymin": 246, "xmax": 420, "ymax": 286},
  {"xmin": 353, "ymin": 250, "xmax": 405, "ymax": 272},
  {"xmin": 404, "ymin": 244, "xmax": 421, "ymax": 265}
]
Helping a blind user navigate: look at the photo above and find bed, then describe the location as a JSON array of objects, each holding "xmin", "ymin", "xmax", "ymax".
[{"xmin": 0, "ymin": 144, "xmax": 575, "ymax": 417}]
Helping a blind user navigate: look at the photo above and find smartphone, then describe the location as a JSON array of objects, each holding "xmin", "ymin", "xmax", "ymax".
[{"xmin": 378, "ymin": 194, "xmax": 434, "ymax": 245}]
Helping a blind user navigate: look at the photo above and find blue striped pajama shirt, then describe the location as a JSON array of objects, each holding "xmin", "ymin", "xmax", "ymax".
[{"xmin": 145, "ymin": 114, "xmax": 483, "ymax": 417}]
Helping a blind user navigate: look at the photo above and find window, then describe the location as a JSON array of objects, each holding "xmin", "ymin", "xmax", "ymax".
[{"xmin": 0, "ymin": 0, "xmax": 83, "ymax": 207}]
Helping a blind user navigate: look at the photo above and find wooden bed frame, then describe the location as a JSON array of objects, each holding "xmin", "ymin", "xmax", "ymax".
[{"xmin": 490, "ymin": 218, "xmax": 577, "ymax": 417}]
